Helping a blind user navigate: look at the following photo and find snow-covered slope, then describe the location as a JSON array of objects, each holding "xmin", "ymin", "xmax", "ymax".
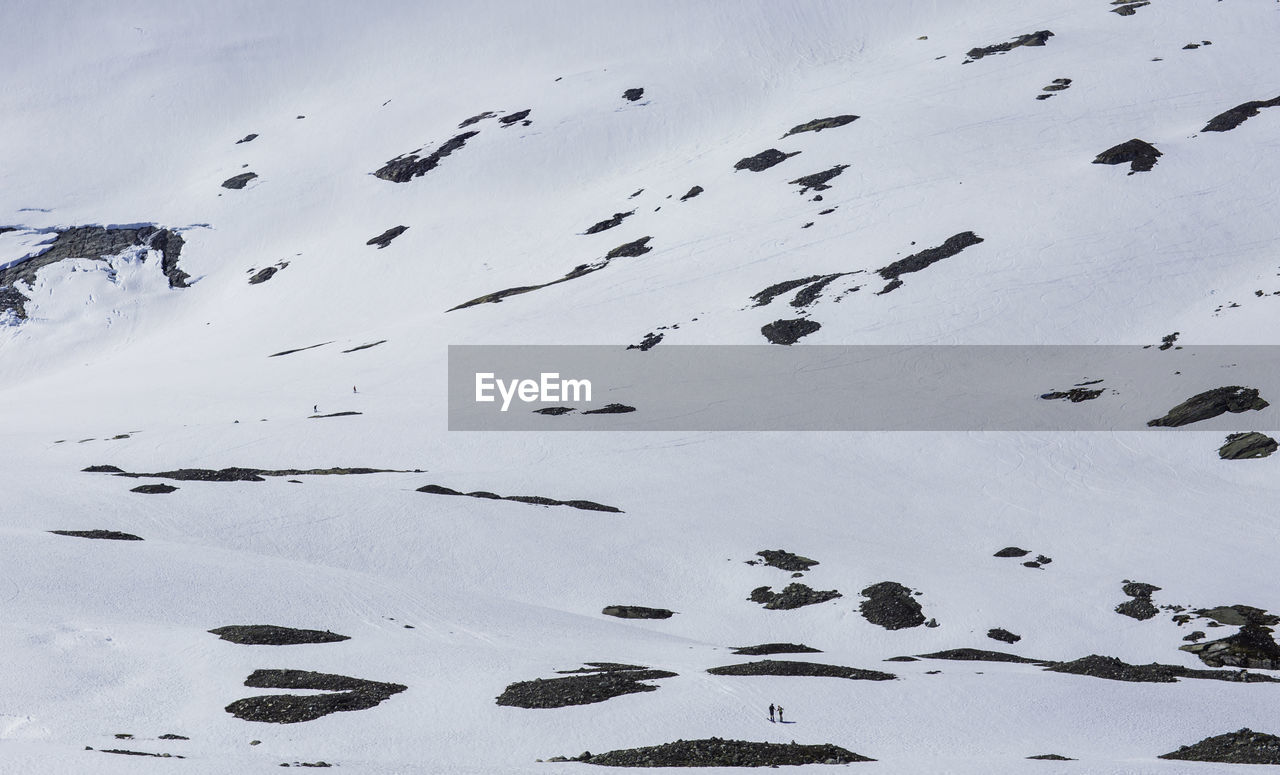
[{"xmin": 3, "ymin": 1, "xmax": 1280, "ymax": 772}]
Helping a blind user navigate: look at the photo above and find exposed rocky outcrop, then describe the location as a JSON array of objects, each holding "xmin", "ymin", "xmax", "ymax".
[
  {"xmin": 622, "ymin": 88, "xmax": 645, "ymax": 102},
  {"xmin": 731, "ymin": 643, "xmax": 821, "ymax": 656},
  {"xmin": 788, "ymin": 165, "xmax": 848, "ymax": 194},
  {"xmin": 225, "ymin": 669, "xmax": 406, "ymax": 724},
  {"xmin": 754, "ymin": 549, "xmax": 819, "ymax": 572},
  {"xmin": 496, "ymin": 665, "xmax": 676, "ymax": 708},
  {"xmin": 374, "ymin": 132, "xmax": 478, "ymax": 182},
  {"xmin": 49, "ymin": 529, "xmax": 143, "ymax": 541},
  {"xmin": 1047, "ymin": 654, "xmax": 1278, "ymax": 683},
  {"xmin": 449, "ymin": 237, "xmax": 652, "ymax": 311},
  {"xmin": 1111, "ymin": 1, "xmax": 1150, "ymax": 16},
  {"xmin": 1180, "ymin": 625, "xmax": 1280, "ymax": 670},
  {"xmin": 248, "ymin": 263, "xmax": 287, "ymax": 284},
  {"xmin": 994, "ymin": 546, "xmax": 1030, "ymax": 558},
  {"xmin": 222, "ymin": 172, "xmax": 257, "ymax": 189},
  {"xmin": 1161, "ymin": 729, "xmax": 1280, "ymax": 764},
  {"xmin": 859, "ymin": 582, "xmax": 926, "ymax": 630},
  {"xmin": 761, "ymin": 318, "xmax": 820, "ymax": 345},
  {"xmin": 707, "ymin": 660, "xmax": 894, "ymax": 681},
  {"xmin": 876, "ymin": 232, "xmax": 984, "ymax": 293},
  {"xmin": 130, "ymin": 484, "xmax": 177, "ymax": 494},
  {"xmin": 1093, "ymin": 139, "xmax": 1161, "ymax": 174},
  {"xmin": 566, "ymin": 738, "xmax": 873, "ymax": 766},
  {"xmin": 458, "ymin": 111, "xmax": 496, "ymax": 128},
  {"xmin": 533, "ymin": 406, "xmax": 575, "ymax": 415},
  {"xmin": 342, "ymin": 340, "xmax": 386, "ymax": 353},
  {"xmin": 628, "ymin": 332, "xmax": 663, "ymax": 351},
  {"xmin": 1202, "ymin": 97, "xmax": 1280, "ymax": 133},
  {"xmin": 93, "ymin": 466, "xmax": 414, "ymax": 481},
  {"xmin": 582, "ymin": 403, "xmax": 636, "ymax": 414},
  {"xmin": 309, "ymin": 411, "xmax": 362, "ymax": 418},
  {"xmin": 750, "ymin": 583, "xmax": 842, "ymax": 610},
  {"xmin": 1041, "ymin": 386, "xmax": 1103, "ymax": 402},
  {"xmin": 584, "ymin": 211, "xmax": 634, "ymax": 234},
  {"xmin": 602, "ymin": 605, "xmax": 674, "ymax": 619},
  {"xmin": 1219, "ymin": 432, "xmax": 1277, "ymax": 459},
  {"xmin": 416, "ymin": 483, "xmax": 622, "ymax": 512},
  {"xmin": 1148, "ymin": 387, "xmax": 1269, "ymax": 427},
  {"xmin": 269, "ymin": 342, "xmax": 332, "ymax": 357},
  {"xmin": 208, "ymin": 625, "xmax": 350, "ymax": 646},
  {"xmin": 680, "ymin": 185, "xmax": 703, "ymax": 201},
  {"xmin": 965, "ymin": 31, "xmax": 1054, "ymax": 61},
  {"xmin": 1027, "ymin": 754, "xmax": 1074, "ymax": 760},
  {"xmin": 1116, "ymin": 581, "xmax": 1160, "ymax": 621},
  {"xmin": 782, "ymin": 115, "xmax": 859, "ymax": 138},
  {"xmin": 734, "ymin": 149, "xmax": 800, "ymax": 172},
  {"xmin": 366, "ymin": 226, "xmax": 408, "ymax": 248},
  {"xmin": 236, "ymin": 133, "xmax": 258, "ymax": 143},
  {"xmin": 917, "ymin": 648, "xmax": 1050, "ymax": 665},
  {"xmin": 499, "ymin": 109, "xmax": 531, "ymax": 126},
  {"xmin": 1, "ymin": 225, "xmax": 189, "ymax": 318},
  {"xmin": 988, "ymin": 628, "xmax": 1021, "ymax": 644}
]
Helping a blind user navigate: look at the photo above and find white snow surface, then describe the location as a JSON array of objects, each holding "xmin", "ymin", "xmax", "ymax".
[{"xmin": 2, "ymin": 0, "xmax": 1280, "ymax": 772}]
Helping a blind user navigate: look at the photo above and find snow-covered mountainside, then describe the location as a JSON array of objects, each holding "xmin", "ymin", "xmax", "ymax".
[{"xmin": 3, "ymin": 1, "xmax": 1280, "ymax": 772}]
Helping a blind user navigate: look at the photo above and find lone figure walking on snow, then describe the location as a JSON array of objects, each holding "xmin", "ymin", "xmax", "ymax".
[
  {"xmin": 768, "ymin": 703, "xmax": 775, "ymax": 722},
  {"xmin": 777, "ymin": 705, "xmax": 784, "ymax": 723}
]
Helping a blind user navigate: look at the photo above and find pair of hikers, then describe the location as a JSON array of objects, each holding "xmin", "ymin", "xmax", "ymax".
[{"xmin": 768, "ymin": 703, "xmax": 785, "ymax": 723}]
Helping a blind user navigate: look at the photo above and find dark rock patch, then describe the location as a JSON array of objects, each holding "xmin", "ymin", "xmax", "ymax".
[
  {"xmin": 49, "ymin": 530, "xmax": 143, "ymax": 541},
  {"xmin": 236, "ymin": 134, "xmax": 258, "ymax": 144},
  {"xmin": 101, "ymin": 466, "xmax": 411, "ymax": 482},
  {"xmin": 1161, "ymin": 729, "xmax": 1280, "ymax": 764},
  {"xmin": 496, "ymin": 665, "xmax": 676, "ymax": 708},
  {"xmin": 1047, "ymin": 654, "xmax": 1279, "ymax": 683},
  {"xmin": 158, "ymin": 734, "xmax": 188, "ymax": 740},
  {"xmin": 917, "ymin": 648, "xmax": 1051, "ymax": 665},
  {"xmin": 761, "ymin": 318, "xmax": 820, "ymax": 345},
  {"xmin": 534, "ymin": 406, "xmax": 575, "ymax": 415},
  {"xmin": 782, "ymin": 115, "xmax": 859, "ymax": 138},
  {"xmin": 732, "ymin": 643, "xmax": 821, "ymax": 656},
  {"xmin": 269, "ymin": 342, "xmax": 332, "ymax": 357},
  {"xmin": 570, "ymin": 738, "xmax": 873, "ymax": 766},
  {"xmin": 988, "ymin": 628, "xmax": 1021, "ymax": 644},
  {"xmin": 1202, "ymin": 97, "xmax": 1280, "ymax": 132},
  {"xmin": 225, "ymin": 669, "xmax": 406, "ymax": 724},
  {"xmin": 1148, "ymin": 386, "xmax": 1269, "ymax": 427},
  {"xmin": 1041, "ymin": 387, "xmax": 1103, "ymax": 402},
  {"xmin": 708, "ymin": 660, "xmax": 894, "ymax": 681},
  {"xmin": 584, "ymin": 211, "xmax": 634, "ymax": 235},
  {"xmin": 859, "ymin": 582, "xmax": 926, "ymax": 630},
  {"xmin": 965, "ymin": 30, "xmax": 1054, "ymax": 61},
  {"xmin": 602, "ymin": 605, "xmax": 674, "ymax": 620},
  {"xmin": 366, "ymin": 226, "xmax": 408, "ymax": 249},
  {"xmin": 499, "ymin": 109, "xmax": 531, "ymax": 126},
  {"xmin": 373, "ymin": 131, "xmax": 478, "ymax": 183},
  {"xmin": 448, "ymin": 237, "xmax": 652, "ymax": 311},
  {"xmin": 309, "ymin": 411, "xmax": 362, "ymax": 418},
  {"xmin": 415, "ymin": 484, "xmax": 622, "ymax": 512},
  {"xmin": 222, "ymin": 173, "xmax": 257, "ymax": 189},
  {"xmin": 582, "ymin": 403, "xmax": 636, "ymax": 415},
  {"xmin": 788, "ymin": 165, "xmax": 848, "ymax": 194},
  {"xmin": 627, "ymin": 332, "xmax": 663, "ymax": 351},
  {"xmin": 1181, "ymin": 625, "xmax": 1280, "ymax": 670},
  {"xmin": 1093, "ymin": 139, "xmax": 1161, "ymax": 174},
  {"xmin": 1112, "ymin": 1, "xmax": 1150, "ymax": 16},
  {"xmin": 680, "ymin": 185, "xmax": 703, "ymax": 201},
  {"xmin": 1219, "ymin": 432, "xmax": 1277, "ymax": 459},
  {"xmin": 995, "ymin": 546, "xmax": 1029, "ymax": 558},
  {"xmin": 458, "ymin": 111, "xmax": 496, "ymax": 128},
  {"xmin": 130, "ymin": 483, "xmax": 177, "ymax": 494},
  {"xmin": 877, "ymin": 232, "xmax": 984, "ymax": 293},
  {"xmin": 734, "ymin": 149, "xmax": 800, "ymax": 172},
  {"xmin": 1027, "ymin": 754, "xmax": 1074, "ymax": 760},
  {"xmin": 209, "ymin": 625, "xmax": 350, "ymax": 646},
  {"xmin": 342, "ymin": 340, "xmax": 387, "ymax": 353},
  {"xmin": 1116, "ymin": 581, "xmax": 1161, "ymax": 621},
  {"xmin": 247, "ymin": 265, "xmax": 283, "ymax": 285},
  {"xmin": 1041, "ymin": 78, "xmax": 1072, "ymax": 93},
  {"xmin": 1, "ymin": 225, "xmax": 189, "ymax": 318},
  {"xmin": 99, "ymin": 749, "xmax": 183, "ymax": 758},
  {"xmin": 622, "ymin": 88, "xmax": 645, "ymax": 102},
  {"xmin": 755, "ymin": 549, "xmax": 819, "ymax": 572},
  {"xmin": 752, "ymin": 275, "xmax": 831, "ymax": 307},
  {"xmin": 1194, "ymin": 605, "xmax": 1280, "ymax": 627},
  {"xmin": 83, "ymin": 465, "xmax": 124, "ymax": 473},
  {"xmin": 750, "ymin": 583, "xmax": 842, "ymax": 610}
]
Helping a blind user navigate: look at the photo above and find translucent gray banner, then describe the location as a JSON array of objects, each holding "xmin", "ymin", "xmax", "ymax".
[{"xmin": 448, "ymin": 345, "xmax": 1280, "ymax": 431}]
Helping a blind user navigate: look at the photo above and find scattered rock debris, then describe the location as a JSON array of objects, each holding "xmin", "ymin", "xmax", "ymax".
[
  {"xmin": 559, "ymin": 738, "xmax": 874, "ymax": 766},
  {"xmin": 1116, "ymin": 581, "xmax": 1161, "ymax": 621},
  {"xmin": 374, "ymin": 131, "xmax": 478, "ymax": 183},
  {"xmin": 731, "ymin": 643, "xmax": 822, "ymax": 656},
  {"xmin": 497, "ymin": 664, "xmax": 676, "ymax": 708},
  {"xmin": 753, "ymin": 549, "xmax": 819, "ymax": 572},
  {"xmin": 750, "ymin": 583, "xmax": 842, "ymax": 610},
  {"xmin": 707, "ymin": 660, "xmax": 895, "ymax": 681},
  {"xmin": 1161, "ymin": 729, "xmax": 1280, "ymax": 764},
  {"xmin": 859, "ymin": 582, "xmax": 927, "ymax": 630},
  {"xmin": 761, "ymin": 318, "xmax": 820, "ymax": 345},
  {"xmin": 788, "ymin": 164, "xmax": 848, "ymax": 194},
  {"xmin": 734, "ymin": 149, "xmax": 800, "ymax": 172},
  {"xmin": 225, "ymin": 669, "xmax": 406, "ymax": 724},
  {"xmin": 627, "ymin": 332, "xmax": 664, "ymax": 351},
  {"xmin": 584, "ymin": 211, "xmax": 634, "ymax": 234},
  {"xmin": 1047, "ymin": 654, "xmax": 1279, "ymax": 683},
  {"xmin": 965, "ymin": 30, "xmax": 1054, "ymax": 62}
]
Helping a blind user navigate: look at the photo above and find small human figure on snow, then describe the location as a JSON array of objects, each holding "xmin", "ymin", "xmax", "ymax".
[
  {"xmin": 777, "ymin": 705, "xmax": 784, "ymax": 723},
  {"xmin": 768, "ymin": 703, "xmax": 775, "ymax": 722}
]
